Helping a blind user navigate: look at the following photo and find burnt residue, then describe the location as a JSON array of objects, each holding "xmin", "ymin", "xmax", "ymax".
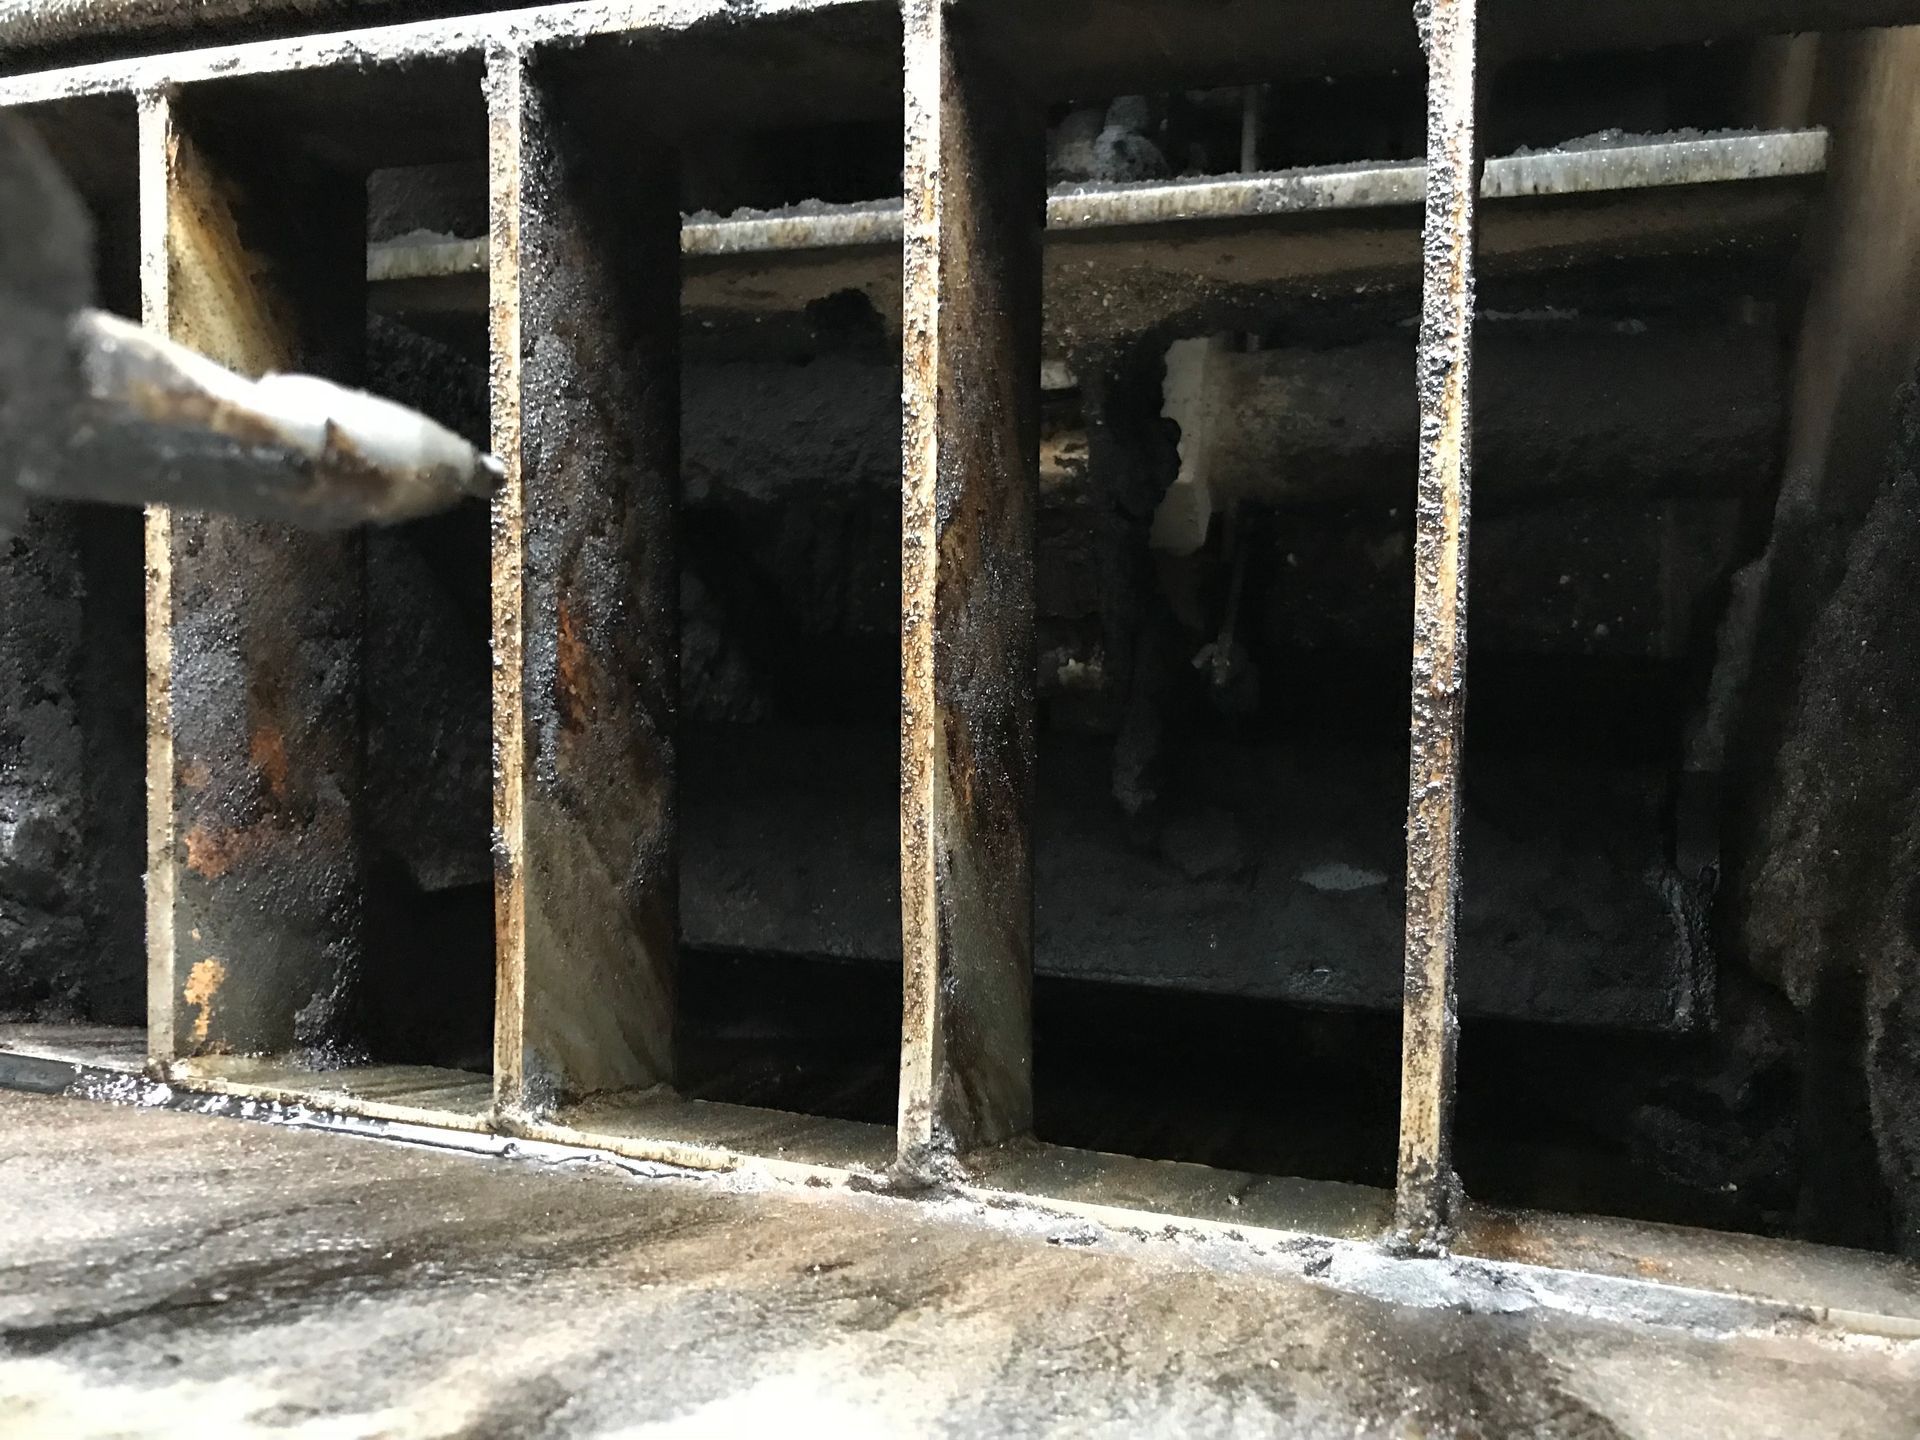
[
  {"xmin": 898, "ymin": 0, "xmax": 1046, "ymax": 1176},
  {"xmin": 165, "ymin": 511, "xmax": 367, "ymax": 1061},
  {"xmin": 488, "ymin": 45, "xmax": 679, "ymax": 1109},
  {"xmin": 1396, "ymin": 0, "xmax": 1477, "ymax": 1251},
  {"xmin": 1736, "ymin": 365, "xmax": 1920, "ymax": 1256},
  {"xmin": 0, "ymin": 551, "xmax": 80, "ymax": 999},
  {"xmin": 145, "ymin": 91, "xmax": 372, "ymax": 1063},
  {"xmin": 350, "ymin": 318, "xmax": 495, "ymax": 1072}
]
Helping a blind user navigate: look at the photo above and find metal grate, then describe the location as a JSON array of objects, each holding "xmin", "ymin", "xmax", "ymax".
[{"xmin": 4, "ymin": 0, "xmax": 1920, "ymax": 1328}]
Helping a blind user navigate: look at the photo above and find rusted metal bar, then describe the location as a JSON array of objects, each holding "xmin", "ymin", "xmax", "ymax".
[
  {"xmin": 897, "ymin": 0, "xmax": 1046, "ymax": 1178},
  {"xmin": 486, "ymin": 43, "xmax": 679, "ymax": 1115},
  {"xmin": 368, "ymin": 129, "xmax": 1827, "ymax": 354},
  {"xmin": 138, "ymin": 86, "xmax": 369, "ymax": 1067},
  {"xmin": 1395, "ymin": 0, "xmax": 1478, "ymax": 1250},
  {"xmin": 9, "ymin": 0, "xmax": 1920, "ymax": 105},
  {"xmin": 9, "ymin": 308, "xmax": 498, "ymax": 527},
  {"xmin": 368, "ymin": 129, "xmax": 1827, "ymax": 277},
  {"xmin": 0, "ymin": 0, "xmax": 877, "ymax": 105}
]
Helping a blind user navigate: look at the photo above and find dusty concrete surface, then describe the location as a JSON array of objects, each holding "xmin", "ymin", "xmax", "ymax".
[{"xmin": 1, "ymin": 1090, "xmax": 1917, "ymax": 1438}]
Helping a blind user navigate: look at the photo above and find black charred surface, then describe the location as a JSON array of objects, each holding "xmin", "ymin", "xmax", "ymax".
[
  {"xmin": 682, "ymin": 726, "xmax": 1695, "ymax": 1030},
  {"xmin": 0, "ymin": 116, "xmax": 139, "ymax": 1022},
  {"xmin": 1736, "ymin": 367, "xmax": 1920, "ymax": 1255},
  {"xmin": 1, "ymin": 510, "xmax": 91, "ymax": 1018},
  {"xmin": 357, "ymin": 317, "xmax": 494, "ymax": 1072},
  {"xmin": 0, "ymin": 111, "xmax": 94, "ymax": 536},
  {"xmin": 74, "ymin": 504, "xmax": 146, "ymax": 1023},
  {"xmin": 7, "ymin": 0, "xmax": 1917, "ymax": 1266}
]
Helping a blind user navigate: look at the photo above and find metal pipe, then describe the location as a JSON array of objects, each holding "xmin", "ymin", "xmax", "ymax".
[{"xmin": 32, "ymin": 308, "xmax": 500, "ymax": 526}]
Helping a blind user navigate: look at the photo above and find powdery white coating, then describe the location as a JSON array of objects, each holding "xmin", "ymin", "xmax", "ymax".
[
  {"xmin": 64, "ymin": 309, "xmax": 497, "ymax": 523},
  {"xmin": 1299, "ymin": 862, "xmax": 1391, "ymax": 893}
]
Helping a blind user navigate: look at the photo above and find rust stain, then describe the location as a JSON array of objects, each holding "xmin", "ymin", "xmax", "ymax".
[
  {"xmin": 183, "ymin": 821, "xmax": 268, "ymax": 879},
  {"xmin": 178, "ymin": 758, "xmax": 210, "ymax": 790},
  {"xmin": 487, "ymin": 44, "xmax": 680, "ymax": 1109},
  {"xmin": 1462, "ymin": 1211, "xmax": 1552, "ymax": 1267},
  {"xmin": 182, "ymin": 956, "xmax": 226, "ymax": 1044},
  {"xmin": 554, "ymin": 595, "xmax": 593, "ymax": 735},
  {"xmin": 162, "ymin": 112, "xmax": 296, "ymax": 377},
  {"xmin": 249, "ymin": 722, "xmax": 290, "ymax": 801},
  {"xmin": 140, "ymin": 93, "xmax": 180, "ymax": 1070},
  {"xmin": 182, "ymin": 823, "xmax": 231, "ymax": 878}
]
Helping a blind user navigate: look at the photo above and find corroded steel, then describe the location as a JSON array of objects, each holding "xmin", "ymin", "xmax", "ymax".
[
  {"xmin": 139, "ymin": 87, "xmax": 369, "ymax": 1065},
  {"xmin": 17, "ymin": 309, "xmax": 499, "ymax": 525},
  {"xmin": 898, "ymin": 0, "xmax": 1045, "ymax": 1177},
  {"xmin": 367, "ymin": 129, "xmax": 1827, "ymax": 359},
  {"xmin": 367, "ymin": 128, "xmax": 1826, "ymax": 274},
  {"xmin": 487, "ymin": 43, "xmax": 679, "ymax": 1115},
  {"xmin": 1395, "ymin": 0, "xmax": 1477, "ymax": 1250},
  {"xmin": 0, "ymin": 0, "xmax": 878, "ymax": 104},
  {"xmin": 8, "ymin": 0, "xmax": 1920, "ymax": 99}
]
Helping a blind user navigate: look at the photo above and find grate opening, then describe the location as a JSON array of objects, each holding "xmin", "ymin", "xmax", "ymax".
[
  {"xmin": 357, "ymin": 164, "xmax": 498, "ymax": 1077},
  {"xmin": 484, "ymin": 14, "xmax": 906, "ymax": 1125},
  {"xmin": 675, "ymin": 314, "xmax": 905, "ymax": 1125},
  {"xmin": 1433, "ymin": 46, "xmax": 1802, "ymax": 1233},
  {"xmin": 1, "ymin": 94, "xmax": 145, "ymax": 1035},
  {"xmin": 144, "ymin": 71, "xmax": 494, "ymax": 1086}
]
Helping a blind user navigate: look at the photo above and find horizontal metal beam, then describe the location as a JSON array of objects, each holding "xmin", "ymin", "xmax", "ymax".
[
  {"xmin": 7, "ymin": 0, "xmax": 1920, "ymax": 94},
  {"xmin": 368, "ymin": 130, "xmax": 1826, "ymax": 344},
  {"xmin": 0, "ymin": 0, "xmax": 877, "ymax": 103},
  {"xmin": 368, "ymin": 130, "xmax": 1826, "ymax": 282}
]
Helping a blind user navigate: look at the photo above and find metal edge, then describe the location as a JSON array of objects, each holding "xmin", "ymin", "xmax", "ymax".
[
  {"xmin": 5, "ymin": 1048, "xmax": 1916, "ymax": 1342},
  {"xmin": 361, "ymin": 129, "xmax": 1829, "ymax": 283},
  {"xmin": 1394, "ymin": 0, "xmax": 1475, "ymax": 1252},
  {"xmin": 0, "ymin": 0, "xmax": 880, "ymax": 104}
]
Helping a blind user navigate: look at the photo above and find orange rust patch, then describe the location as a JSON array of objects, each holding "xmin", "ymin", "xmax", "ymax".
[
  {"xmin": 250, "ymin": 723, "xmax": 290, "ymax": 801},
  {"xmin": 183, "ymin": 957, "xmax": 226, "ymax": 1044},
  {"xmin": 178, "ymin": 759, "xmax": 211, "ymax": 790},
  {"xmin": 555, "ymin": 597, "xmax": 593, "ymax": 734},
  {"xmin": 1461, "ymin": 1212, "xmax": 1553, "ymax": 1268},
  {"xmin": 183, "ymin": 822, "xmax": 266, "ymax": 879}
]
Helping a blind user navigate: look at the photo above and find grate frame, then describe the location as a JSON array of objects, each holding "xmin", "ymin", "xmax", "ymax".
[{"xmin": 2, "ymin": 0, "xmax": 1919, "ymax": 1323}]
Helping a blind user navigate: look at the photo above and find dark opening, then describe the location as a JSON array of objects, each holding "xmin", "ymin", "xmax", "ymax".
[{"xmin": 357, "ymin": 220, "xmax": 498, "ymax": 1076}]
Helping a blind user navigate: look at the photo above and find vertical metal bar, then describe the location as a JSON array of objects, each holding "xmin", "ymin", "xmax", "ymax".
[
  {"xmin": 1396, "ymin": 0, "xmax": 1478, "ymax": 1249},
  {"xmin": 138, "ymin": 91, "xmax": 175, "ymax": 1067},
  {"xmin": 898, "ymin": 0, "xmax": 1046, "ymax": 1178},
  {"xmin": 137, "ymin": 86, "xmax": 368, "ymax": 1067},
  {"xmin": 486, "ymin": 43, "xmax": 680, "ymax": 1116}
]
